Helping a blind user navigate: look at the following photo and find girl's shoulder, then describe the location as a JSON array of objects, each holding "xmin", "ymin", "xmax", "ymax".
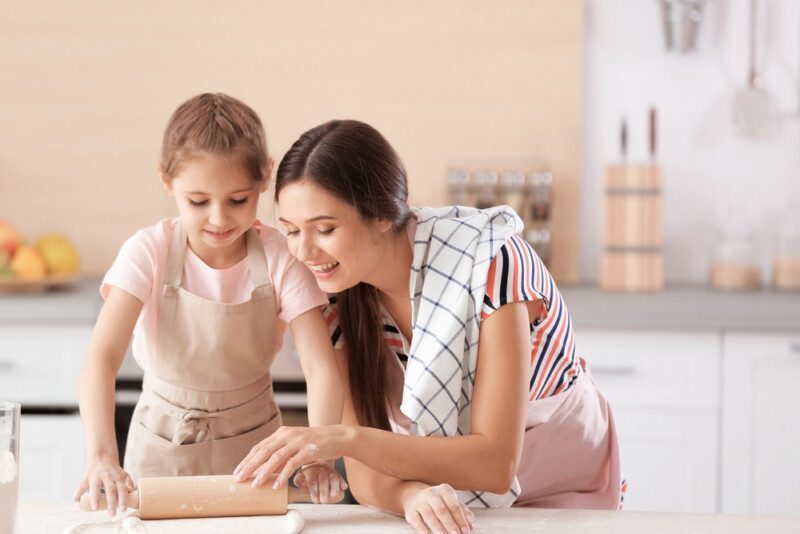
[{"xmin": 119, "ymin": 218, "xmax": 178, "ymax": 258}]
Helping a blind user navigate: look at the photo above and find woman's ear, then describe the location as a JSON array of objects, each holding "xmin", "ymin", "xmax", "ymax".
[
  {"xmin": 158, "ymin": 164, "xmax": 173, "ymax": 196},
  {"xmin": 373, "ymin": 218, "xmax": 394, "ymax": 235}
]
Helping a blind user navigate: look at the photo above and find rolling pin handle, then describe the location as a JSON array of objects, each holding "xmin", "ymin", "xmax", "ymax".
[{"xmin": 78, "ymin": 490, "xmax": 140, "ymax": 512}]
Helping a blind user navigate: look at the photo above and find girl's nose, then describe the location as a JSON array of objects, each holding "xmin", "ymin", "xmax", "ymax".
[{"xmin": 208, "ymin": 203, "xmax": 228, "ymax": 226}]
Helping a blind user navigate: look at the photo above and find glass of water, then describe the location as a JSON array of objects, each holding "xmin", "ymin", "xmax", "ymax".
[{"xmin": 0, "ymin": 401, "xmax": 20, "ymax": 534}]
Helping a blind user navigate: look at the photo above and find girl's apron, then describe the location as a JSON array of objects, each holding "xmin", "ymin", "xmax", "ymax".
[{"xmin": 124, "ymin": 223, "xmax": 282, "ymax": 481}]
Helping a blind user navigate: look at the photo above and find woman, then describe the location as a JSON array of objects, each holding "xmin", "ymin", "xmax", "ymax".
[{"xmin": 235, "ymin": 120, "xmax": 623, "ymax": 533}]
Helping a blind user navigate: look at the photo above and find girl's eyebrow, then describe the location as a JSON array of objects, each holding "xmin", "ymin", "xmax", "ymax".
[
  {"xmin": 278, "ymin": 215, "xmax": 337, "ymax": 224},
  {"xmin": 185, "ymin": 187, "xmax": 255, "ymax": 195}
]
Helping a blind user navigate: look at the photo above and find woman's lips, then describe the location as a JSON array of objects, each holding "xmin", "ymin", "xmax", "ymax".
[{"xmin": 309, "ymin": 261, "xmax": 340, "ymax": 279}]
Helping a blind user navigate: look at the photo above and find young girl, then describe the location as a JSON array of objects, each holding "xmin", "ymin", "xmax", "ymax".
[
  {"xmin": 74, "ymin": 94, "xmax": 345, "ymax": 515},
  {"xmin": 234, "ymin": 120, "xmax": 623, "ymax": 534}
]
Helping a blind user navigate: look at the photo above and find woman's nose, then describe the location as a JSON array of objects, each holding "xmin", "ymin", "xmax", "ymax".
[{"xmin": 295, "ymin": 233, "xmax": 316, "ymax": 262}]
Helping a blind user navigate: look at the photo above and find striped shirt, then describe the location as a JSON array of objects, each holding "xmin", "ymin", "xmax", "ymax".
[{"xmin": 323, "ymin": 233, "xmax": 580, "ymax": 402}]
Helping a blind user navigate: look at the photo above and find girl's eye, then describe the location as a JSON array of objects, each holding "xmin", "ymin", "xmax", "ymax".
[
  {"xmin": 285, "ymin": 229, "xmax": 300, "ymax": 236},
  {"xmin": 188, "ymin": 199, "xmax": 208, "ymax": 207},
  {"xmin": 230, "ymin": 198, "xmax": 248, "ymax": 205},
  {"xmin": 318, "ymin": 228, "xmax": 335, "ymax": 236}
]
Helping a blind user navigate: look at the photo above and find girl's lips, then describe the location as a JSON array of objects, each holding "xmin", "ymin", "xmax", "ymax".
[{"xmin": 204, "ymin": 228, "xmax": 235, "ymax": 240}]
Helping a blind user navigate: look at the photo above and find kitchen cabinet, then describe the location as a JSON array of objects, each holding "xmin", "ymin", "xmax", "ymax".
[
  {"xmin": 721, "ymin": 332, "xmax": 800, "ymax": 516},
  {"xmin": 19, "ymin": 414, "xmax": 85, "ymax": 502},
  {"xmin": 577, "ymin": 329, "xmax": 720, "ymax": 513}
]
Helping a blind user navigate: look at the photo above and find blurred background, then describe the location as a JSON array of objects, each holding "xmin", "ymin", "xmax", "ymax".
[{"xmin": 1, "ymin": 0, "xmax": 799, "ymax": 518}]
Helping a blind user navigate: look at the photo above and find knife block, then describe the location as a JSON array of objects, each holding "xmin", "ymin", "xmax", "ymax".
[{"xmin": 601, "ymin": 164, "xmax": 663, "ymax": 291}]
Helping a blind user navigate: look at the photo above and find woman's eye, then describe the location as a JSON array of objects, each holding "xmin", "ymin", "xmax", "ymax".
[
  {"xmin": 285, "ymin": 229, "xmax": 300, "ymax": 237},
  {"xmin": 188, "ymin": 199, "xmax": 208, "ymax": 207},
  {"xmin": 230, "ymin": 198, "xmax": 248, "ymax": 205},
  {"xmin": 318, "ymin": 228, "xmax": 335, "ymax": 236}
]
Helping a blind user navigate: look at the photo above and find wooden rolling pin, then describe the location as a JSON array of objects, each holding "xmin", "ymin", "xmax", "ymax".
[{"xmin": 78, "ymin": 474, "xmax": 343, "ymax": 519}]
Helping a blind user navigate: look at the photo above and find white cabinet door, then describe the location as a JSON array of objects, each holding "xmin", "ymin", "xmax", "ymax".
[
  {"xmin": 18, "ymin": 415, "xmax": 85, "ymax": 502},
  {"xmin": 613, "ymin": 411, "xmax": 718, "ymax": 513},
  {"xmin": 578, "ymin": 329, "xmax": 721, "ymax": 513},
  {"xmin": 722, "ymin": 332, "xmax": 800, "ymax": 516}
]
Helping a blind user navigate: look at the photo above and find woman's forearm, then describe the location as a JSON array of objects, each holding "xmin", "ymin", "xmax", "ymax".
[
  {"xmin": 343, "ymin": 456, "xmax": 427, "ymax": 516},
  {"xmin": 340, "ymin": 425, "xmax": 516, "ymax": 494},
  {"xmin": 305, "ymin": 373, "xmax": 343, "ymax": 427}
]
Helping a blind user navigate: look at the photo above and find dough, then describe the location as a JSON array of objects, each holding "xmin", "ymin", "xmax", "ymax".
[{"xmin": 62, "ymin": 509, "xmax": 305, "ymax": 533}]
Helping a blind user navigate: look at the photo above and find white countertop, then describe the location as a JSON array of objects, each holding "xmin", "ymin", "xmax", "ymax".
[{"xmin": 16, "ymin": 502, "xmax": 800, "ymax": 533}]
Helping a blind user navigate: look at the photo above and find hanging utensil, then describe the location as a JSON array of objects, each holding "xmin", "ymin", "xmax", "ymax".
[{"xmin": 733, "ymin": 0, "xmax": 771, "ymax": 136}]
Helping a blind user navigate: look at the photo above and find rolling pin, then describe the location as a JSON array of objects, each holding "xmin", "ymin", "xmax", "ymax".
[{"xmin": 78, "ymin": 474, "xmax": 343, "ymax": 519}]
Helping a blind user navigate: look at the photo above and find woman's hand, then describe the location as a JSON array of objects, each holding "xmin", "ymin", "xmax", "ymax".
[
  {"xmin": 73, "ymin": 456, "xmax": 134, "ymax": 516},
  {"xmin": 402, "ymin": 483, "xmax": 475, "ymax": 534},
  {"xmin": 233, "ymin": 425, "xmax": 351, "ymax": 489},
  {"xmin": 293, "ymin": 460, "xmax": 349, "ymax": 503}
]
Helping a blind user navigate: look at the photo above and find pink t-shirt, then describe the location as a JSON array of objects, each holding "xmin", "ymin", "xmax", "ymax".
[{"xmin": 101, "ymin": 218, "xmax": 327, "ymax": 371}]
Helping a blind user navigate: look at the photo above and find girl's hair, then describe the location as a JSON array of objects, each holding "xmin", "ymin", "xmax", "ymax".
[
  {"xmin": 275, "ymin": 120, "xmax": 411, "ymax": 430},
  {"xmin": 160, "ymin": 93, "xmax": 268, "ymax": 182}
]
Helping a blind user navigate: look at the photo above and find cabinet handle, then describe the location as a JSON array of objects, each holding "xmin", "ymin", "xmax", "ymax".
[
  {"xmin": 0, "ymin": 359, "xmax": 14, "ymax": 371},
  {"xmin": 589, "ymin": 366, "xmax": 637, "ymax": 376}
]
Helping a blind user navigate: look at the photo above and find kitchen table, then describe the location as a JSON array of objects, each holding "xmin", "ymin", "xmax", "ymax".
[{"xmin": 16, "ymin": 502, "xmax": 800, "ymax": 533}]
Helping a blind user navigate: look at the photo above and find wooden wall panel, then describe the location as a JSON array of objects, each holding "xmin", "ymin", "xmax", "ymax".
[{"xmin": 0, "ymin": 0, "xmax": 583, "ymax": 282}]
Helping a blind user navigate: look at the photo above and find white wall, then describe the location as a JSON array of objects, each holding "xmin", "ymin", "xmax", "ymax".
[{"xmin": 582, "ymin": 0, "xmax": 800, "ymax": 284}]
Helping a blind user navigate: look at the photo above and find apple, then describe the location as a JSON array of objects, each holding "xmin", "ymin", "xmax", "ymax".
[{"xmin": 0, "ymin": 220, "xmax": 21, "ymax": 260}]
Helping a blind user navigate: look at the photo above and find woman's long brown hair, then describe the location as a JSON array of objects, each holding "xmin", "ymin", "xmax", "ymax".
[{"xmin": 275, "ymin": 120, "xmax": 411, "ymax": 430}]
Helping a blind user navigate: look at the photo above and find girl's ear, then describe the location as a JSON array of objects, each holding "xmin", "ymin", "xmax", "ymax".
[
  {"xmin": 158, "ymin": 164, "xmax": 173, "ymax": 195},
  {"xmin": 260, "ymin": 158, "xmax": 275, "ymax": 193}
]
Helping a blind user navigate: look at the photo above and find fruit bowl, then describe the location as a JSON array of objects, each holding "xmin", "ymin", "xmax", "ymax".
[{"xmin": 0, "ymin": 274, "xmax": 82, "ymax": 294}]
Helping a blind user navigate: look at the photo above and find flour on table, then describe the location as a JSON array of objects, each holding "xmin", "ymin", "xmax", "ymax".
[
  {"xmin": 62, "ymin": 510, "xmax": 305, "ymax": 534},
  {"xmin": 62, "ymin": 511, "xmax": 145, "ymax": 533}
]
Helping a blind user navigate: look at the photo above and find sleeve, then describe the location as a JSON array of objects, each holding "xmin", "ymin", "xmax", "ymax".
[
  {"xmin": 100, "ymin": 229, "xmax": 158, "ymax": 304},
  {"xmin": 321, "ymin": 297, "xmax": 344, "ymax": 349},
  {"xmin": 481, "ymin": 234, "xmax": 551, "ymax": 324},
  {"xmin": 270, "ymin": 236, "xmax": 329, "ymax": 324}
]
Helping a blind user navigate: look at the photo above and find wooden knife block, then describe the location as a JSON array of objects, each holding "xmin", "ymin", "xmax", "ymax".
[{"xmin": 601, "ymin": 164, "xmax": 663, "ymax": 291}]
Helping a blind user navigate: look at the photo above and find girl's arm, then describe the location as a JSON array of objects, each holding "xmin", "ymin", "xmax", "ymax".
[
  {"xmin": 237, "ymin": 300, "xmax": 531, "ymax": 494},
  {"xmin": 75, "ymin": 286, "xmax": 143, "ymax": 514},
  {"xmin": 289, "ymin": 307, "xmax": 343, "ymax": 427}
]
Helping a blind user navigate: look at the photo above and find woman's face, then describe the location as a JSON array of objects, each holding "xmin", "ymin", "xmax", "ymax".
[{"xmin": 277, "ymin": 179, "xmax": 390, "ymax": 293}]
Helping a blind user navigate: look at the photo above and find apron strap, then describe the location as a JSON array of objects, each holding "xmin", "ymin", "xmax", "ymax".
[
  {"xmin": 164, "ymin": 220, "xmax": 188, "ymax": 287},
  {"xmin": 245, "ymin": 227, "xmax": 272, "ymax": 289},
  {"xmin": 164, "ymin": 221, "xmax": 272, "ymax": 290}
]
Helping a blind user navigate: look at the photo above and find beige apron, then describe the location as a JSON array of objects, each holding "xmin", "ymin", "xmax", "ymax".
[{"xmin": 124, "ymin": 222, "xmax": 282, "ymax": 481}]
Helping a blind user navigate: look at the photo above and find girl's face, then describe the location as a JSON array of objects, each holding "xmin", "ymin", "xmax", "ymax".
[
  {"xmin": 161, "ymin": 152, "xmax": 268, "ymax": 264},
  {"xmin": 277, "ymin": 179, "xmax": 391, "ymax": 294}
]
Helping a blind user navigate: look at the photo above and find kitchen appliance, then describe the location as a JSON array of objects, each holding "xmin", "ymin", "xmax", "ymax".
[{"xmin": 78, "ymin": 474, "xmax": 342, "ymax": 519}]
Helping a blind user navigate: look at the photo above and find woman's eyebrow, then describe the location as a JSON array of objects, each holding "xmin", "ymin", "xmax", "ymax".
[{"xmin": 278, "ymin": 215, "xmax": 337, "ymax": 224}]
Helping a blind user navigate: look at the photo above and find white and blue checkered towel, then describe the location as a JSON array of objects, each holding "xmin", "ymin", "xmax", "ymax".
[{"xmin": 402, "ymin": 205, "xmax": 524, "ymax": 507}]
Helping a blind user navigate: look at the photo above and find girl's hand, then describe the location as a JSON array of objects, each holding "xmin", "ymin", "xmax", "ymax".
[
  {"xmin": 292, "ymin": 460, "xmax": 349, "ymax": 504},
  {"xmin": 402, "ymin": 483, "xmax": 475, "ymax": 534},
  {"xmin": 233, "ymin": 425, "xmax": 350, "ymax": 489},
  {"xmin": 73, "ymin": 456, "xmax": 135, "ymax": 516}
]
